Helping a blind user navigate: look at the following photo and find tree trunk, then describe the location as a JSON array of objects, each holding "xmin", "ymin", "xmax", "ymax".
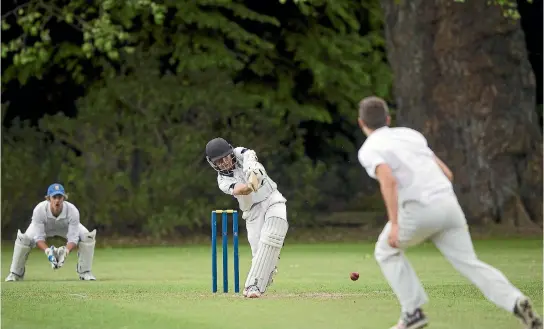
[{"xmin": 380, "ymin": 0, "xmax": 542, "ymax": 227}]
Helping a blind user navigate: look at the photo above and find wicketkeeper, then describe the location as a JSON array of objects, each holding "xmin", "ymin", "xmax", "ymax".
[{"xmin": 5, "ymin": 183, "xmax": 97, "ymax": 281}]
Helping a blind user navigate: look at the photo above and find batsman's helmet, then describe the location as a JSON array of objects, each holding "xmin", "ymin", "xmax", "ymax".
[{"xmin": 205, "ymin": 137, "xmax": 236, "ymax": 174}]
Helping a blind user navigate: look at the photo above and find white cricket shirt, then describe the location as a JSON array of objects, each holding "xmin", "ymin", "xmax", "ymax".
[
  {"xmin": 217, "ymin": 147, "xmax": 278, "ymax": 212},
  {"xmin": 358, "ymin": 126, "xmax": 453, "ymax": 205},
  {"xmin": 30, "ymin": 200, "xmax": 81, "ymax": 244}
]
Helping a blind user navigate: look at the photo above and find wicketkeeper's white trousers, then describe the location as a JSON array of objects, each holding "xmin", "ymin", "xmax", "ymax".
[{"xmin": 374, "ymin": 193, "xmax": 523, "ymax": 314}]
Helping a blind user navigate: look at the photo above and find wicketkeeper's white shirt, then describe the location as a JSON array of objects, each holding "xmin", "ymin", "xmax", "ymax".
[
  {"xmin": 358, "ymin": 126, "xmax": 454, "ymax": 205},
  {"xmin": 29, "ymin": 201, "xmax": 81, "ymax": 244}
]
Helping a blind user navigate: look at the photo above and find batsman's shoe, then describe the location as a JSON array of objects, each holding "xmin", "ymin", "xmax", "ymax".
[
  {"xmin": 514, "ymin": 296, "xmax": 543, "ymax": 329},
  {"xmin": 390, "ymin": 309, "xmax": 428, "ymax": 329},
  {"xmin": 267, "ymin": 266, "xmax": 278, "ymax": 287},
  {"xmin": 5, "ymin": 272, "xmax": 23, "ymax": 282},
  {"xmin": 244, "ymin": 285, "xmax": 262, "ymax": 298},
  {"xmin": 242, "ymin": 286, "xmax": 260, "ymax": 297},
  {"xmin": 79, "ymin": 271, "xmax": 96, "ymax": 281}
]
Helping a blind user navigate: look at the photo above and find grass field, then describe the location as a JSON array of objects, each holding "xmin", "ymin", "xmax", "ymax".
[{"xmin": 1, "ymin": 238, "xmax": 542, "ymax": 329}]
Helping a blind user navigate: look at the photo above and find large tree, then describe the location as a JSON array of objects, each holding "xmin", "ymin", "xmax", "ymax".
[{"xmin": 380, "ymin": 0, "xmax": 542, "ymax": 227}]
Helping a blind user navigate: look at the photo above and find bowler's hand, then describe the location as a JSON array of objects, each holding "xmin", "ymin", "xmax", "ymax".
[
  {"xmin": 45, "ymin": 246, "xmax": 58, "ymax": 269},
  {"xmin": 388, "ymin": 223, "xmax": 399, "ymax": 248}
]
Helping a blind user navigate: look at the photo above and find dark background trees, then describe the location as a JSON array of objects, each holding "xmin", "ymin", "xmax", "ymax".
[{"xmin": 1, "ymin": 0, "xmax": 541, "ymax": 239}]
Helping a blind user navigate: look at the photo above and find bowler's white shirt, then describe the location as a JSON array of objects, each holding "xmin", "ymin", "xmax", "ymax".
[
  {"xmin": 30, "ymin": 200, "xmax": 81, "ymax": 244},
  {"xmin": 358, "ymin": 126, "xmax": 453, "ymax": 205},
  {"xmin": 217, "ymin": 147, "xmax": 278, "ymax": 212}
]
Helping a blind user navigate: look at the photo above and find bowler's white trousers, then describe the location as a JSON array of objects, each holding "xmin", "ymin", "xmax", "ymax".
[{"xmin": 374, "ymin": 193, "xmax": 523, "ymax": 314}]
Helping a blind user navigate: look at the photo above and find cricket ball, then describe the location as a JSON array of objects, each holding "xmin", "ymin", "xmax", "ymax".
[{"xmin": 350, "ymin": 272, "xmax": 359, "ymax": 281}]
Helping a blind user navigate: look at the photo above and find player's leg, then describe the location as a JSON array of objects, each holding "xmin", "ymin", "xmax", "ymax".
[
  {"xmin": 76, "ymin": 224, "xmax": 97, "ymax": 280},
  {"xmin": 242, "ymin": 207, "xmax": 266, "ymax": 296},
  {"xmin": 374, "ymin": 221, "xmax": 430, "ymax": 329},
  {"xmin": 262, "ymin": 192, "xmax": 288, "ymax": 289},
  {"xmin": 244, "ymin": 207, "xmax": 265, "ymax": 259},
  {"xmin": 5, "ymin": 228, "xmax": 35, "ymax": 281},
  {"xmin": 244, "ymin": 200, "xmax": 288, "ymax": 298},
  {"xmin": 432, "ymin": 199, "xmax": 542, "ymax": 329}
]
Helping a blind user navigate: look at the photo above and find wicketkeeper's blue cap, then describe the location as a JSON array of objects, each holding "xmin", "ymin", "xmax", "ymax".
[{"xmin": 46, "ymin": 183, "xmax": 66, "ymax": 197}]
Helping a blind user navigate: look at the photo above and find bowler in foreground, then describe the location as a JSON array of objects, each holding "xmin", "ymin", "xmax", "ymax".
[{"xmin": 356, "ymin": 96, "xmax": 541, "ymax": 329}]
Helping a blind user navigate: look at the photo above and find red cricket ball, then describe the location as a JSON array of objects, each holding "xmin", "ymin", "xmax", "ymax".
[{"xmin": 350, "ymin": 272, "xmax": 359, "ymax": 281}]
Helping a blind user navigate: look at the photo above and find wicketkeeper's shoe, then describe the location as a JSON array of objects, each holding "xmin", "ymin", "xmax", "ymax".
[
  {"xmin": 514, "ymin": 296, "xmax": 543, "ymax": 329},
  {"xmin": 5, "ymin": 272, "xmax": 23, "ymax": 282},
  {"xmin": 244, "ymin": 285, "xmax": 262, "ymax": 298},
  {"xmin": 79, "ymin": 271, "xmax": 96, "ymax": 281},
  {"xmin": 389, "ymin": 308, "xmax": 428, "ymax": 329}
]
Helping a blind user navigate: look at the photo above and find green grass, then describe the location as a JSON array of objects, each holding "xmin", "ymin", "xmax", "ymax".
[{"xmin": 1, "ymin": 238, "xmax": 542, "ymax": 329}]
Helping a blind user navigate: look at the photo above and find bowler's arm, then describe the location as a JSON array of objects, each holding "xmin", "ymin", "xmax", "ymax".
[
  {"xmin": 434, "ymin": 155, "xmax": 453, "ymax": 182},
  {"xmin": 218, "ymin": 175, "xmax": 253, "ymax": 196},
  {"xmin": 375, "ymin": 164, "xmax": 399, "ymax": 226}
]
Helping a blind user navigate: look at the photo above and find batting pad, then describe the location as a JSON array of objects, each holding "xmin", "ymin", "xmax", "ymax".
[
  {"xmin": 244, "ymin": 216, "xmax": 288, "ymax": 293},
  {"xmin": 77, "ymin": 229, "xmax": 96, "ymax": 274},
  {"xmin": 9, "ymin": 230, "xmax": 32, "ymax": 277}
]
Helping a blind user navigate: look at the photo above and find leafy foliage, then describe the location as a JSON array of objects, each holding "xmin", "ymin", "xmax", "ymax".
[
  {"xmin": 2, "ymin": 0, "xmax": 390, "ymax": 236},
  {"xmin": 1, "ymin": 0, "xmax": 166, "ymax": 84}
]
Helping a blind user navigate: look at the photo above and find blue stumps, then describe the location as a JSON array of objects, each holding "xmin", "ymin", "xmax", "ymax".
[
  {"xmin": 222, "ymin": 211, "xmax": 228, "ymax": 293},
  {"xmin": 233, "ymin": 211, "xmax": 239, "ymax": 293},
  {"xmin": 211, "ymin": 211, "xmax": 217, "ymax": 293},
  {"xmin": 211, "ymin": 209, "xmax": 240, "ymax": 294}
]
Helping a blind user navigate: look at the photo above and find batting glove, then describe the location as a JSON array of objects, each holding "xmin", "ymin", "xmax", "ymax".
[{"xmin": 45, "ymin": 246, "xmax": 58, "ymax": 269}]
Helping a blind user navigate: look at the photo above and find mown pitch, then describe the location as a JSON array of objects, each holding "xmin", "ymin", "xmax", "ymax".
[{"xmin": 2, "ymin": 238, "xmax": 542, "ymax": 329}]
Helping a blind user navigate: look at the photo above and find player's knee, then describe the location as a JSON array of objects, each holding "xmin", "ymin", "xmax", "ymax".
[
  {"xmin": 260, "ymin": 232, "xmax": 284, "ymax": 248},
  {"xmin": 17, "ymin": 230, "xmax": 34, "ymax": 247},
  {"xmin": 79, "ymin": 229, "xmax": 97, "ymax": 244},
  {"xmin": 260, "ymin": 217, "xmax": 287, "ymax": 248}
]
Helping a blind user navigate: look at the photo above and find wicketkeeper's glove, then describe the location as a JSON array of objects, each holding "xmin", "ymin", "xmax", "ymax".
[
  {"xmin": 45, "ymin": 246, "xmax": 58, "ymax": 269},
  {"xmin": 55, "ymin": 246, "xmax": 69, "ymax": 268}
]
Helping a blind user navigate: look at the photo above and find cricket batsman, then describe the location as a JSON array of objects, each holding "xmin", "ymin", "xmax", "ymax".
[
  {"xmin": 356, "ymin": 96, "xmax": 542, "ymax": 329},
  {"xmin": 205, "ymin": 137, "xmax": 288, "ymax": 298},
  {"xmin": 5, "ymin": 183, "xmax": 97, "ymax": 281}
]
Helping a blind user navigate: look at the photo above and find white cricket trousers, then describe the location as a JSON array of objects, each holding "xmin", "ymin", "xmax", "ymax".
[
  {"xmin": 374, "ymin": 193, "xmax": 523, "ymax": 314},
  {"xmin": 243, "ymin": 190, "xmax": 287, "ymax": 257}
]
